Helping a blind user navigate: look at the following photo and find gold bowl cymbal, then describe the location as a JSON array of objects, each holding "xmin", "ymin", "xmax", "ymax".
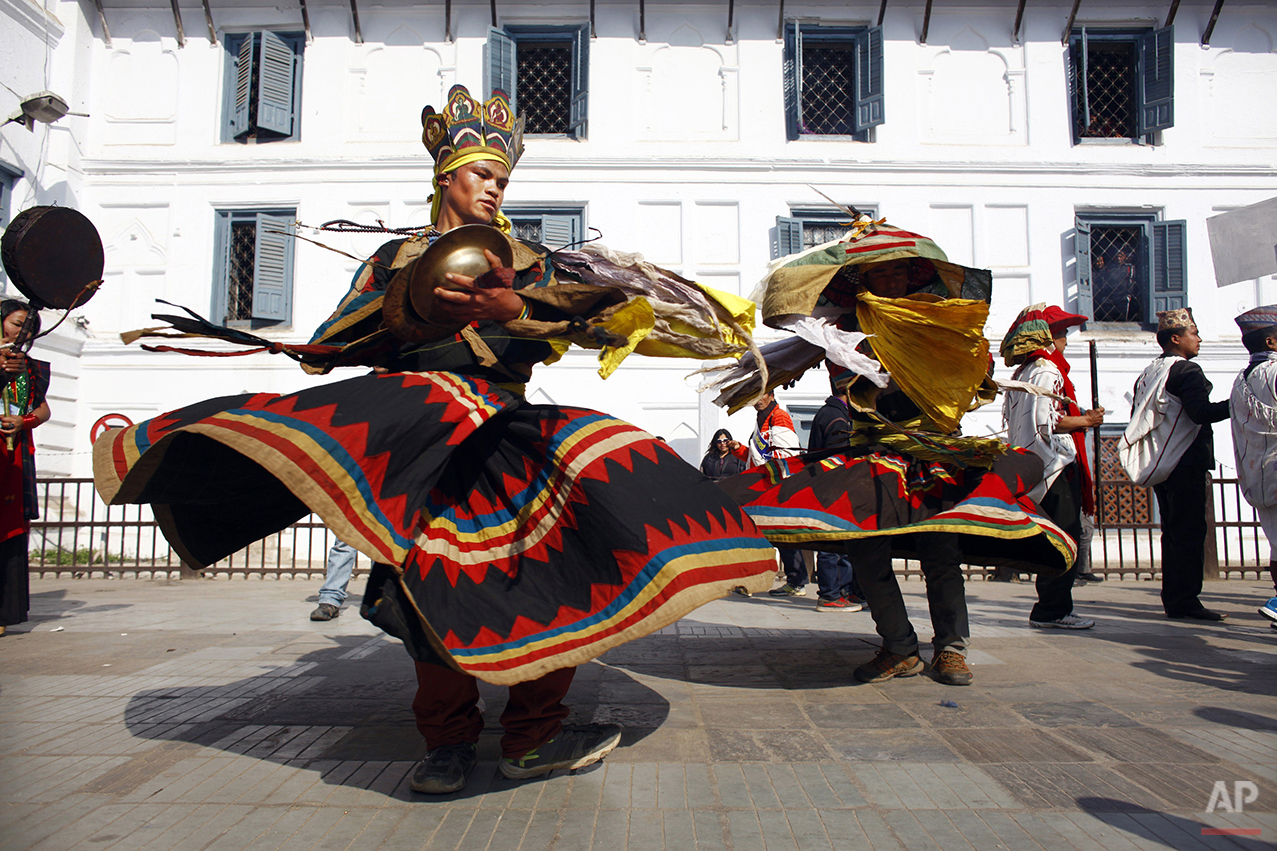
[{"xmin": 384, "ymin": 224, "xmax": 515, "ymax": 343}]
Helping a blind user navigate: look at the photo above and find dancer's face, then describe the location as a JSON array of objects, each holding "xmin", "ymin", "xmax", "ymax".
[
  {"xmin": 860, "ymin": 260, "xmax": 911, "ymax": 299},
  {"xmin": 2, "ymin": 310, "xmax": 27, "ymax": 344},
  {"xmin": 436, "ymin": 160, "xmax": 509, "ymax": 229}
]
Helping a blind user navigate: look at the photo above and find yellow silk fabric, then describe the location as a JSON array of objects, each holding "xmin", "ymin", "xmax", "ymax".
[{"xmin": 855, "ymin": 290, "xmax": 990, "ymax": 434}]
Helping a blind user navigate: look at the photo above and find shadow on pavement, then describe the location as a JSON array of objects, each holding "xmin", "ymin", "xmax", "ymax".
[
  {"xmin": 118, "ymin": 639, "xmax": 667, "ymax": 802},
  {"xmin": 1077, "ymin": 797, "xmax": 1271, "ymax": 850}
]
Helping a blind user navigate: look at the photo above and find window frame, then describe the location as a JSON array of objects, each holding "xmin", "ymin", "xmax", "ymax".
[
  {"xmin": 1074, "ymin": 212, "xmax": 1186, "ymax": 326},
  {"xmin": 486, "ymin": 24, "xmax": 589, "ymax": 139},
  {"xmin": 1067, "ymin": 26, "xmax": 1174, "ymax": 145},
  {"xmin": 211, "ymin": 208, "xmax": 296, "ymax": 328},
  {"xmin": 774, "ymin": 205, "xmax": 879, "ymax": 259},
  {"xmin": 782, "ymin": 22, "xmax": 884, "ymax": 142},
  {"xmin": 503, "ymin": 206, "xmax": 587, "ymax": 250},
  {"xmin": 221, "ymin": 31, "xmax": 305, "ymax": 144},
  {"xmin": 0, "ymin": 163, "xmax": 20, "ymax": 288}
]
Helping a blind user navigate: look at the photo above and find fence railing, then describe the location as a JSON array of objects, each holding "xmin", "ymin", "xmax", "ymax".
[{"xmin": 27, "ymin": 476, "xmax": 1270, "ymax": 580}]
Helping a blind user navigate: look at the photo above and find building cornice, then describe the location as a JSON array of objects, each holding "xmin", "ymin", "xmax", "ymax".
[
  {"xmin": 76, "ymin": 156, "xmax": 1277, "ymax": 185},
  {"xmin": 0, "ymin": 0, "xmax": 64, "ymax": 41}
]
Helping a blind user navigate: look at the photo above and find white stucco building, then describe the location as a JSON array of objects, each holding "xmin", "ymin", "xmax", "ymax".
[{"xmin": 3, "ymin": 0, "xmax": 1276, "ymax": 481}]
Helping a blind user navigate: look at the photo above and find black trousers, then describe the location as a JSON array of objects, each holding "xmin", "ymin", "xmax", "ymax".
[
  {"xmin": 846, "ymin": 533, "xmax": 968, "ymax": 657},
  {"xmin": 1031, "ymin": 465, "xmax": 1083, "ymax": 623},
  {"xmin": 1153, "ymin": 460, "xmax": 1210, "ymax": 616}
]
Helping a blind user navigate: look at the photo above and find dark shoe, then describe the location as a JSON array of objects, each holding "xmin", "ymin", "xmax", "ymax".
[
  {"xmin": 410, "ymin": 743, "xmax": 477, "ymax": 794},
  {"xmin": 768, "ymin": 584, "xmax": 806, "ymax": 597},
  {"xmin": 730, "ymin": 586, "xmax": 753, "ymax": 598},
  {"xmin": 930, "ymin": 649, "xmax": 973, "ymax": 686},
  {"xmin": 1077, "ymin": 572, "xmax": 1105, "ymax": 583},
  {"xmin": 309, "ymin": 603, "xmax": 340, "ymax": 621},
  {"xmin": 853, "ymin": 648, "xmax": 924, "ymax": 683},
  {"xmin": 1030, "ymin": 613, "xmax": 1095, "ymax": 630},
  {"xmin": 500, "ymin": 723, "xmax": 622, "ymax": 780},
  {"xmin": 1168, "ymin": 608, "xmax": 1227, "ymax": 621}
]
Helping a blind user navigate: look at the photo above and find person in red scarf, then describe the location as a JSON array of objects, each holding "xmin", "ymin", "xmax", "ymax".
[
  {"xmin": 1001, "ymin": 305, "xmax": 1103, "ymax": 629},
  {"xmin": 0, "ymin": 300, "xmax": 51, "ymax": 637}
]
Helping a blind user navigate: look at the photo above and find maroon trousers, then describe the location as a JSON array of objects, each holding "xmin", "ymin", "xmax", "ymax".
[{"xmin": 412, "ymin": 661, "xmax": 575, "ymax": 758}]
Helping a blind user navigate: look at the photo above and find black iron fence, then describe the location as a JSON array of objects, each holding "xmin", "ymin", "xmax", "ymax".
[{"xmin": 27, "ymin": 476, "xmax": 1271, "ymax": 580}]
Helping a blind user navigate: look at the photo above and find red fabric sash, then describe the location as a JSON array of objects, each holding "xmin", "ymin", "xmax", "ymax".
[{"xmin": 1042, "ymin": 348, "xmax": 1095, "ymax": 515}]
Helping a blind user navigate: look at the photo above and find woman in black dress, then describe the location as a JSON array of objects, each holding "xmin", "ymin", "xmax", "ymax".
[{"xmin": 700, "ymin": 429, "xmax": 746, "ymax": 480}]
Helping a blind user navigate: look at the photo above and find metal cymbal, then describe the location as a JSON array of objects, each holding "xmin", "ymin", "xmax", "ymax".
[{"xmin": 407, "ymin": 224, "xmax": 514, "ymax": 321}]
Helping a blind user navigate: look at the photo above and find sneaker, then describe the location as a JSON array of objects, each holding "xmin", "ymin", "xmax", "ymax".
[
  {"xmin": 816, "ymin": 597, "xmax": 864, "ymax": 613},
  {"xmin": 1258, "ymin": 597, "xmax": 1277, "ymax": 622},
  {"xmin": 768, "ymin": 584, "xmax": 806, "ymax": 597},
  {"xmin": 410, "ymin": 743, "xmax": 477, "ymax": 794},
  {"xmin": 1030, "ymin": 614, "xmax": 1096, "ymax": 629},
  {"xmin": 499, "ymin": 723, "xmax": 622, "ymax": 780},
  {"xmin": 930, "ymin": 649, "xmax": 973, "ymax": 686},
  {"xmin": 310, "ymin": 603, "xmax": 340, "ymax": 621},
  {"xmin": 730, "ymin": 586, "xmax": 752, "ymax": 598},
  {"xmin": 853, "ymin": 648, "xmax": 924, "ymax": 683}
]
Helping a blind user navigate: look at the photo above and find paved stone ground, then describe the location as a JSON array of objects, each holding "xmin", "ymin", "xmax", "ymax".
[{"xmin": 1, "ymin": 575, "xmax": 1275, "ymax": 850}]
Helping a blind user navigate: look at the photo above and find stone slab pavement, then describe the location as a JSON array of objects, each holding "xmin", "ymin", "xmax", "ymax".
[{"xmin": 1, "ymin": 574, "xmax": 1275, "ymax": 850}]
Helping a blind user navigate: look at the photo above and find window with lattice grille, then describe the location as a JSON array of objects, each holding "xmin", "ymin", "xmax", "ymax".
[
  {"xmin": 213, "ymin": 210, "xmax": 295, "ymax": 326},
  {"xmin": 222, "ymin": 32, "xmax": 303, "ymax": 143},
  {"xmin": 487, "ymin": 26, "xmax": 589, "ymax": 139},
  {"xmin": 1074, "ymin": 214, "xmax": 1186, "ymax": 325},
  {"xmin": 783, "ymin": 23, "xmax": 884, "ymax": 141},
  {"xmin": 774, "ymin": 206, "xmax": 879, "ymax": 259},
  {"xmin": 1068, "ymin": 27, "xmax": 1174, "ymax": 144}
]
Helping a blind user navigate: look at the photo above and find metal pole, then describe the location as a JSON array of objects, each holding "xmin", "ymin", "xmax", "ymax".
[
  {"xmin": 589, "ymin": 0, "xmax": 595, "ymax": 38},
  {"xmin": 92, "ymin": 0, "xmax": 111, "ymax": 46},
  {"xmin": 639, "ymin": 0, "xmax": 646, "ymax": 43},
  {"xmin": 169, "ymin": 0, "xmax": 186, "ymax": 48},
  {"xmin": 349, "ymin": 0, "xmax": 363, "ymax": 44},
  {"xmin": 1164, "ymin": 0, "xmax": 1181, "ymax": 27},
  {"xmin": 1012, "ymin": 0, "xmax": 1027, "ymax": 44},
  {"xmin": 491, "ymin": 0, "xmax": 497, "ymax": 29},
  {"xmin": 726, "ymin": 0, "xmax": 734, "ymax": 44},
  {"xmin": 1090, "ymin": 340, "xmax": 1102, "ymax": 531},
  {"xmin": 445, "ymin": 0, "xmax": 452, "ymax": 43},
  {"xmin": 299, "ymin": 0, "xmax": 312, "ymax": 43},
  {"xmin": 1062, "ymin": 0, "xmax": 1082, "ymax": 45},
  {"xmin": 776, "ymin": 0, "xmax": 785, "ymax": 41},
  {"xmin": 920, "ymin": 0, "xmax": 932, "ymax": 44},
  {"xmin": 202, "ymin": 0, "xmax": 216, "ymax": 44},
  {"xmin": 1201, "ymin": 0, "xmax": 1225, "ymax": 47},
  {"xmin": 877, "ymin": 0, "xmax": 887, "ymax": 27}
]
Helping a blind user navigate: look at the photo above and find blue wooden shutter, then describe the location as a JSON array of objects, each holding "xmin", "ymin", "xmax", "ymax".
[
  {"xmin": 541, "ymin": 214, "xmax": 579, "ymax": 249},
  {"xmin": 231, "ymin": 34, "xmax": 254, "ymax": 139},
  {"xmin": 782, "ymin": 22, "xmax": 801, "ymax": 140},
  {"xmin": 569, "ymin": 24, "xmax": 589, "ymax": 138},
  {"xmin": 256, "ymin": 31, "xmax": 296, "ymax": 136},
  {"xmin": 486, "ymin": 28, "xmax": 517, "ymax": 114},
  {"xmin": 853, "ymin": 26, "xmax": 885, "ymax": 131},
  {"xmin": 1066, "ymin": 31, "xmax": 1086, "ymax": 143},
  {"xmin": 252, "ymin": 213, "xmax": 292, "ymax": 321},
  {"xmin": 1074, "ymin": 220, "xmax": 1094, "ymax": 319},
  {"xmin": 1148, "ymin": 220, "xmax": 1187, "ymax": 322},
  {"xmin": 1137, "ymin": 26, "xmax": 1174, "ymax": 135},
  {"xmin": 776, "ymin": 216, "xmax": 804, "ymax": 259},
  {"xmin": 212, "ymin": 212, "xmax": 233, "ymax": 323}
]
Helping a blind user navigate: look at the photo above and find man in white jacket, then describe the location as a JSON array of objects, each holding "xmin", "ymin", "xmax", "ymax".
[{"xmin": 1229, "ymin": 305, "xmax": 1277, "ymax": 627}]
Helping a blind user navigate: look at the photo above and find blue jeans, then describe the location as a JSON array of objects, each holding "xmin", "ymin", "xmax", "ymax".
[
  {"xmin": 816, "ymin": 550, "xmax": 856, "ymax": 601},
  {"xmin": 318, "ymin": 539, "xmax": 356, "ymax": 607},
  {"xmin": 778, "ymin": 547, "xmax": 807, "ymax": 589}
]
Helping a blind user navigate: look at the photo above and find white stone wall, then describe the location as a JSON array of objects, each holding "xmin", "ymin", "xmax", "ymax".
[{"xmin": 1, "ymin": 0, "xmax": 1275, "ymax": 476}]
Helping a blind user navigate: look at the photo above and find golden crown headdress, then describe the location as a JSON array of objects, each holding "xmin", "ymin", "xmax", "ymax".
[{"xmin": 421, "ymin": 84, "xmax": 525, "ymax": 177}]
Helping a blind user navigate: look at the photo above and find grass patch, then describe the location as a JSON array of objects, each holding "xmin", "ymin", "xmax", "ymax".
[{"xmin": 35, "ymin": 547, "xmax": 122, "ymax": 566}]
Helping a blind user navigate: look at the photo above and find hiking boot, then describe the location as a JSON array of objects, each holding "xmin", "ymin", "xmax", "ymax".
[
  {"xmin": 816, "ymin": 597, "xmax": 864, "ymax": 613},
  {"xmin": 768, "ymin": 584, "xmax": 806, "ymax": 597},
  {"xmin": 1030, "ymin": 614, "xmax": 1095, "ymax": 629},
  {"xmin": 499, "ymin": 723, "xmax": 622, "ymax": 780},
  {"xmin": 853, "ymin": 648, "xmax": 924, "ymax": 683},
  {"xmin": 410, "ymin": 743, "xmax": 477, "ymax": 794},
  {"xmin": 930, "ymin": 649, "xmax": 973, "ymax": 686},
  {"xmin": 309, "ymin": 603, "xmax": 340, "ymax": 621}
]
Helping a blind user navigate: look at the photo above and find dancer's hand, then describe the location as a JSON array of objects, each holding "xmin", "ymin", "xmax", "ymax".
[{"xmin": 432, "ymin": 249, "xmax": 522, "ymax": 323}]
